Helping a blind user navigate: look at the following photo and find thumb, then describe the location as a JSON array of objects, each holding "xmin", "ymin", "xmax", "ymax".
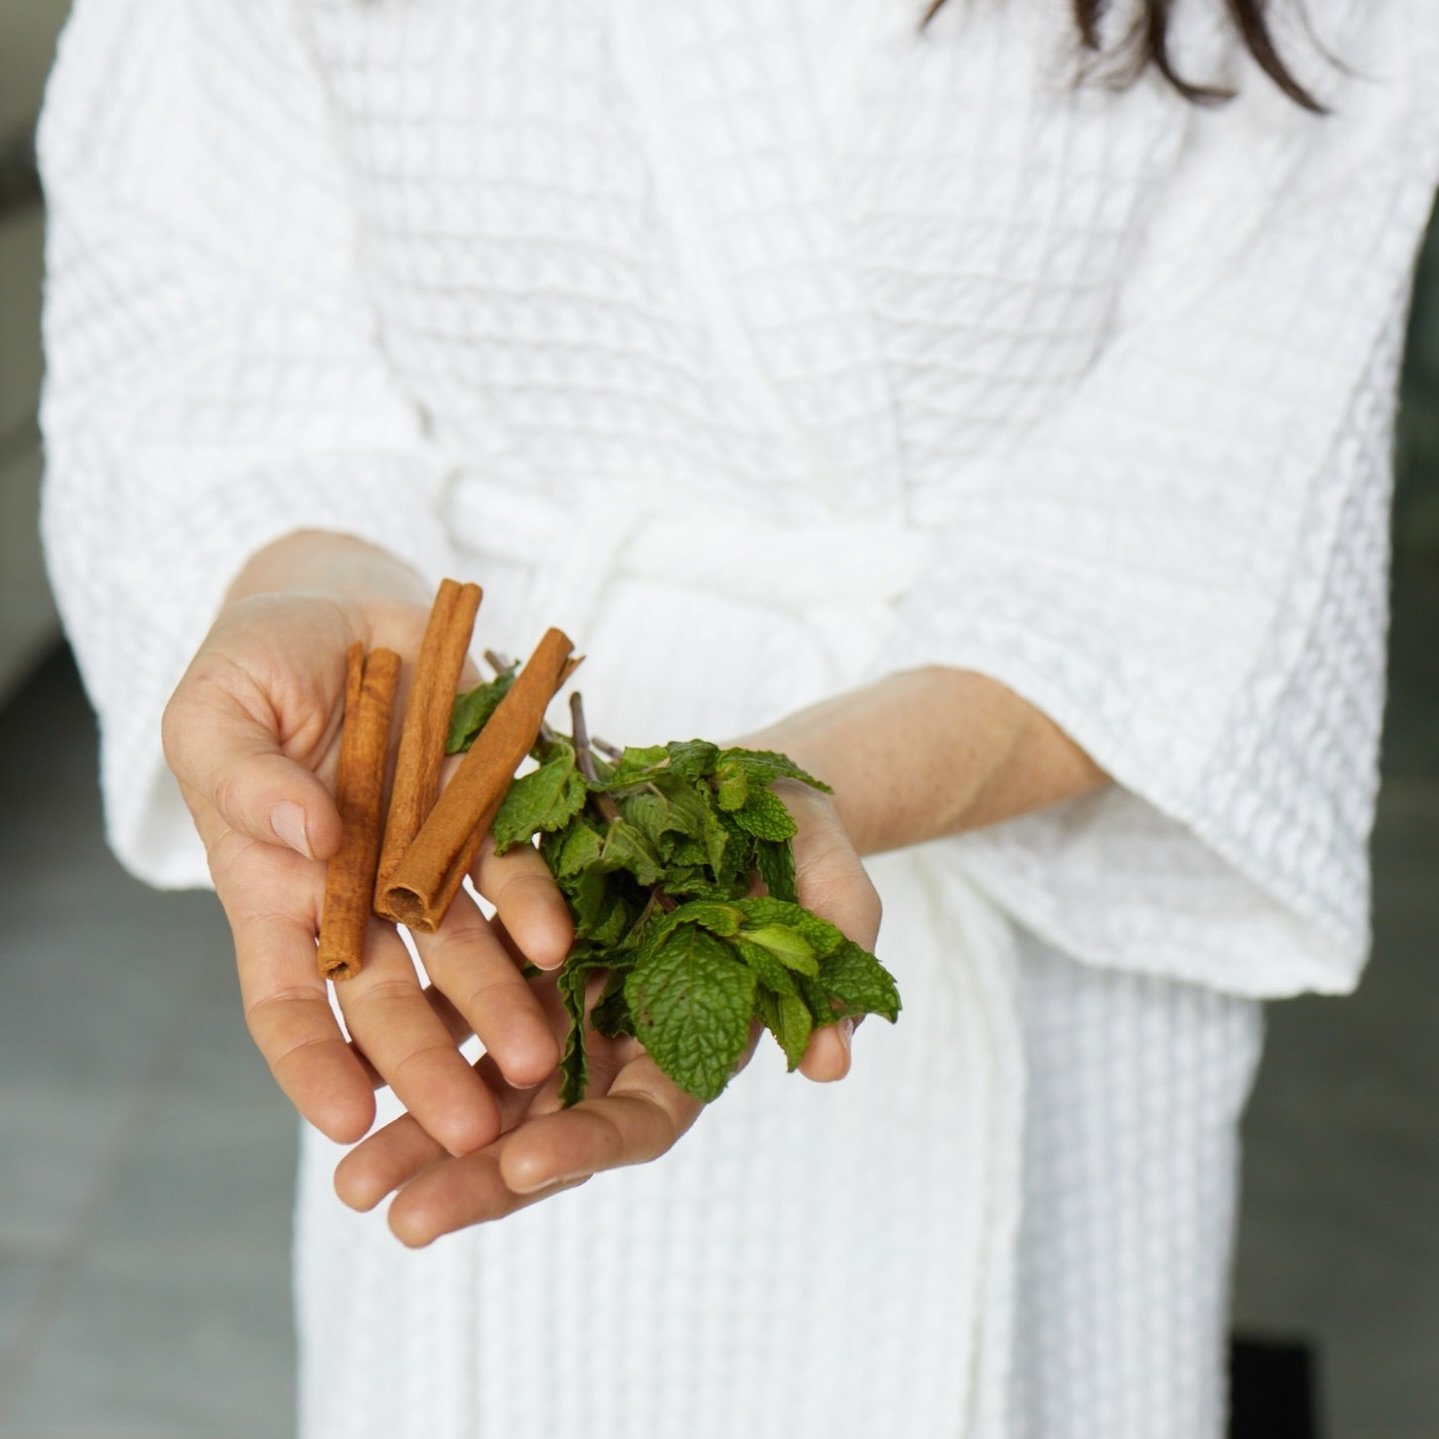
[
  {"xmin": 162, "ymin": 668, "xmax": 344, "ymax": 860},
  {"xmin": 787, "ymin": 796, "xmax": 882, "ymax": 953},
  {"xmin": 784, "ymin": 790, "xmax": 882, "ymax": 1084}
]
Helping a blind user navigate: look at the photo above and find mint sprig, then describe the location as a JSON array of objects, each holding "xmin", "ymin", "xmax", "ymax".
[
  {"xmin": 446, "ymin": 677, "xmax": 901, "ymax": 1105},
  {"xmin": 445, "ymin": 661, "xmax": 517, "ymax": 754}
]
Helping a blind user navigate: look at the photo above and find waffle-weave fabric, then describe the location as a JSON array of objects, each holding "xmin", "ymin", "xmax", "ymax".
[{"xmin": 37, "ymin": 0, "xmax": 1439, "ymax": 1435}]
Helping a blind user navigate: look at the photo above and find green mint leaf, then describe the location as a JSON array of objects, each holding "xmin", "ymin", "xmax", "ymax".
[
  {"xmin": 664, "ymin": 835, "xmax": 711, "ymax": 869},
  {"xmin": 711, "ymin": 747, "xmax": 833, "ymax": 812},
  {"xmin": 731, "ymin": 788, "xmax": 798, "ymax": 842},
  {"xmin": 590, "ymin": 973, "xmax": 635, "ymax": 1039},
  {"xmin": 563, "ymin": 868, "xmax": 637, "ymax": 949},
  {"xmin": 590, "ymin": 887, "xmax": 639, "ymax": 950},
  {"xmin": 445, "ymin": 664, "xmax": 518, "ymax": 754},
  {"xmin": 559, "ymin": 867, "xmax": 608, "ymax": 938},
  {"xmin": 701, "ymin": 808, "xmax": 731, "ymax": 875},
  {"xmin": 664, "ymin": 739, "xmax": 721, "ymax": 779},
  {"xmin": 715, "ymin": 767, "xmax": 751, "ymax": 812},
  {"xmin": 719, "ymin": 748, "xmax": 834, "ymax": 794},
  {"xmin": 740, "ymin": 923, "xmax": 820, "ymax": 977},
  {"xmin": 592, "ymin": 743, "xmax": 670, "ymax": 790},
  {"xmin": 593, "ymin": 739, "xmax": 722, "ymax": 792},
  {"xmin": 598, "ymin": 820, "xmax": 664, "ymax": 887},
  {"xmin": 652, "ymin": 773, "xmax": 732, "ymax": 874},
  {"xmin": 713, "ymin": 811, "xmax": 756, "ymax": 888},
  {"xmin": 755, "ymin": 985, "xmax": 781, "ymax": 1041},
  {"xmin": 733, "ymin": 897, "xmax": 847, "ymax": 957},
  {"xmin": 642, "ymin": 899, "xmax": 745, "ymax": 948},
  {"xmin": 558, "ymin": 1025, "xmax": 588, "ymax": 1107},
  {"xmin": 625, "ymin": 927, "xmax": 756, "ymax": 1103},
  {"xmin": 631, "ymin": 897, "xmax": 754, "ymax": 975},
  {"xmin": 814, "ymin": 939, "xmax": 902, "ymax": 1024},
  {"xmin": 732, "ymin": 937, "xmax": 800, "ymax": 996},
  {"xmin": 619, "ymin": 790, "xmax": 675, "ymax": 853},
  {"xmin": 753, "ymin": 985, "xmax": 812, "ymax": 1071},
  {"xmin": 653, "ymin": 774, "xmax": 724, "ymax": 849},
  {"xmin": 491, "ymin": 743, "xmax": 589, "ymax": 854},
  {"xmin": 772, "ymin": 992, "xmax": 814, "ymax": 1071},
  {"xmin": 646, "ymin": 863, "xmax": 713, "ymax": 899},
  {"xmin": 524, "ymin": 719, "xmax": 902, "ymax": 1109},
  {"xmin": 663, "ymin": 871, "xmax": 750, "ymax": 904},
  {"xmin": 549, "ymin": 818, "xmax": 605, "ymax": 879},
  {"xmin": 557, "ymin": 961, "xmax": 591, "ymax": 1107},
  {"xmin": 754, "ymin": 838, "xmax": 797, "ymax": 902}
]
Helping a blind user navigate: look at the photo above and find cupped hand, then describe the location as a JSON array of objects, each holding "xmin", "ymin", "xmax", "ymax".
[
  {"xmin": 333, "ymin": 781, "xmax": 881, "ymax": 1246},
  {"xmin": 161, "ymin": 535, "xmax": 572, "ymax": 1155}
]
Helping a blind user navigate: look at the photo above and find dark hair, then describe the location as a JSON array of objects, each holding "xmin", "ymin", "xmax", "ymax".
[{"xmin": 921, "ymin": 0, "xmax": 1325, "ymax": 112}]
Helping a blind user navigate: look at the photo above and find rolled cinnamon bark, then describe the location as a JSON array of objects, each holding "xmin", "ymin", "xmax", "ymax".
[
  {"xmin": 381, "ymin": 627, "xmax": 578, "ymax": 932},
  {"xmin": 374, "ymin": 578, "xmax": 482, "ymax": 904},
  {"xmin": 317, "ymin": 643, "xmax": 401, "ymax": 980}
]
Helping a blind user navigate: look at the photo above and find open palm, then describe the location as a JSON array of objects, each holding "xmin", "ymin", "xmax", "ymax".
[
  {"xmin": 333, "ymin": 782, "xmax": 878, "ymax": 1246},
  {"xmin": 164, "ymin": 588, "xmax": 572, "ymax": 1157}
]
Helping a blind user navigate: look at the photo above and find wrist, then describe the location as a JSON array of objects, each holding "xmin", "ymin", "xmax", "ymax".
[
  {"xmin": 746, "ymin": 671, "xmax": 974, "ymax": 856},
  {"xmin": 747, "ymin": 667, "xmax": 1106, "ymax": 857}
]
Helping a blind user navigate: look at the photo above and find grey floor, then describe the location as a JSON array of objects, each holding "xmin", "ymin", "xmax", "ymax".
[
  {"xmin": 0, "ymin": 652, "xmax": 299, "ymax": 1437},
  {"xmin": 0, "ymin": 566, "xmax": 1436, "ymax": 1439}
]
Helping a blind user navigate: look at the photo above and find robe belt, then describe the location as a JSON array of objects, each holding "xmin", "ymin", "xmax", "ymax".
[{"xmin": 444, "ymin": 474, "xmax": 936, "ymax": 655}]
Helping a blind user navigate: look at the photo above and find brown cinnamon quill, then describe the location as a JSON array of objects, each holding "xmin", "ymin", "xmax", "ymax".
[
  {"xmin": 381, "ymin": 627, "xmax": 579, "ymax": 932},
  {"xmin": 373, "ymin": 578, "xmax": 482, "ymax": 907},
  {"xmin": 316, "ymin": 643, "xmax": 401, "ymax": 981}
]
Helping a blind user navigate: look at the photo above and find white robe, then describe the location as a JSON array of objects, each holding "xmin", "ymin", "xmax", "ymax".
[{"xmin": 37, "ymin": 1, "xmax": 1439, "ymax": 1434}]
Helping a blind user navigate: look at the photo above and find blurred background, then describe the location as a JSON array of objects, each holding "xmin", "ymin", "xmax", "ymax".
[{"xmin": 2, "ymin": 6, "xmax": 1436, "ymax": 1438}]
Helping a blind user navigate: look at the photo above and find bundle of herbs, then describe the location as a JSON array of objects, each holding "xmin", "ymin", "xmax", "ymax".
[
  {"xmin": 314, "ymin": 577, "xmax": 901, "ymax": 1114},
  {"xmin": 448, "ymin": 664, "xmax": 901, "ymax": 1107}
]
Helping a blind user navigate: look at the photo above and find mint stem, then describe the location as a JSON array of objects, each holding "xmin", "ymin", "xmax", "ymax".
[
  {"xmin": 571, "ymin": 692, "xmax": 621, "ymax": 824},
  {"xmin": 570, "ymin": 694, "xmax": 675, "ymax": 911}
]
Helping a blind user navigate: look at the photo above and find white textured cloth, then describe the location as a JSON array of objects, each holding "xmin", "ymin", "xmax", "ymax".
[{"xmin": 37, "ymin": 1, "xmax": 1439, "ymax": 1435}]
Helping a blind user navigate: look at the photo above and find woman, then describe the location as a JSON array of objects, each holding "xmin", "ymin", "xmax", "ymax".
[{"xmin": 38, "ymin": 0, "xmax": 1439, "ymax": 1435}]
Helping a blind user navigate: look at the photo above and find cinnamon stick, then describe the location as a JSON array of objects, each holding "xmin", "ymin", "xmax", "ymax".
[
  {"xmin": 381, "ymin": 627, "xmax": 579, "ymax": 932},
  {"xmin": 316, "ymin": 643, "xmax": 401, "ymax": 981},
  {"xmin": 373, "ymin": 578, "xmax": 482, "ymax": 907}
]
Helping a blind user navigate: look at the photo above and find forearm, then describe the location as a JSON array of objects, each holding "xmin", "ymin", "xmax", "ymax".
[
  {"xmin": 227, "ymin": 547, "xmax": 1105, "ymax": 855},
  {"xmin": 749, "ymin": 667, "xmax": 1107, "ymax": 857}
]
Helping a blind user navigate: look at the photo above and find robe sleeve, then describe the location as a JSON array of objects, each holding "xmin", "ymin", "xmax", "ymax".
[
  {"xmin": 884, "ymin": 9, "xmax": 1439, "ymax": 997},
  {"xmin": 38, "ymin": 0, "xmax": 453, "ymax": 889}
]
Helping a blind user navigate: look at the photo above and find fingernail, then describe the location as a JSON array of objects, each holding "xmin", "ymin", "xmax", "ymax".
[
  {"xmin": 510, "ymin": 1175, "xmax": 561, "ymax": 1196},
  {"xmin": 839, "ymin": 1018, "xmax": 854, "ymax": 1056},
  {"xmin": 270, "ymin": 801, "xmax": 313, "ymax": 859},
  {"xmin": 510, "ymin": 1170, "xmax": 585, "ymax": 1196}
]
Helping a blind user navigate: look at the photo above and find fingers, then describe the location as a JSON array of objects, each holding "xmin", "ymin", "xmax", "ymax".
[
  {"xmin": 798, "ymin": 1018, "xmax": 854, "ymax": 1084},
  {"xmin": 223, "ymin": 837, "xmax": 377, "ymax": 1144},
  {"xmin": 212, "ymin": 797, "xmax": 498, "ymax": 1152},
  {"xmin": 411, "ymin": 894, "xmax": 561, "ymax": 1089},
  {"xmin": 164, "ymin": 662, "xmax": 343, "ymax": 861},
  {"xmin": 778, "ymin": 781, "xmax": 881, "ymax": 1085},
  {"xmin": 334, "ymin": 920, "xmax": 503, "ymax": 1157},
  {"xmin": 378, "ymin": 1057, "xmax": 700, "ymax": 1248},
  {"xmin": 334, "ymin": 1112, "xmax": 448, "ymax": 1213},
  {"xmin": 218, "ymin": 807, "xmax": 496, "ymax": 1150},
  {"xmin": 471, "ymin": 836, "xmax": 573, "ymax": 971},
  {"xmin": 334, "ymin": 1057, "xmax": 555, "ymax": 1213},
  {"xmin": 496, "ymin": 1053, "xmax": 703, "ymax": 1197},
  {"xmin": 387, "ymin": 1144, "xmax": 591, "ymax": 1247},
  {"xmin": 790, "ymin": 820, "xmax": 882, "ymax": 952},
  {"xmin": 336, "ymin": 1047, "xmax": 700, "ymax": 1247}
]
